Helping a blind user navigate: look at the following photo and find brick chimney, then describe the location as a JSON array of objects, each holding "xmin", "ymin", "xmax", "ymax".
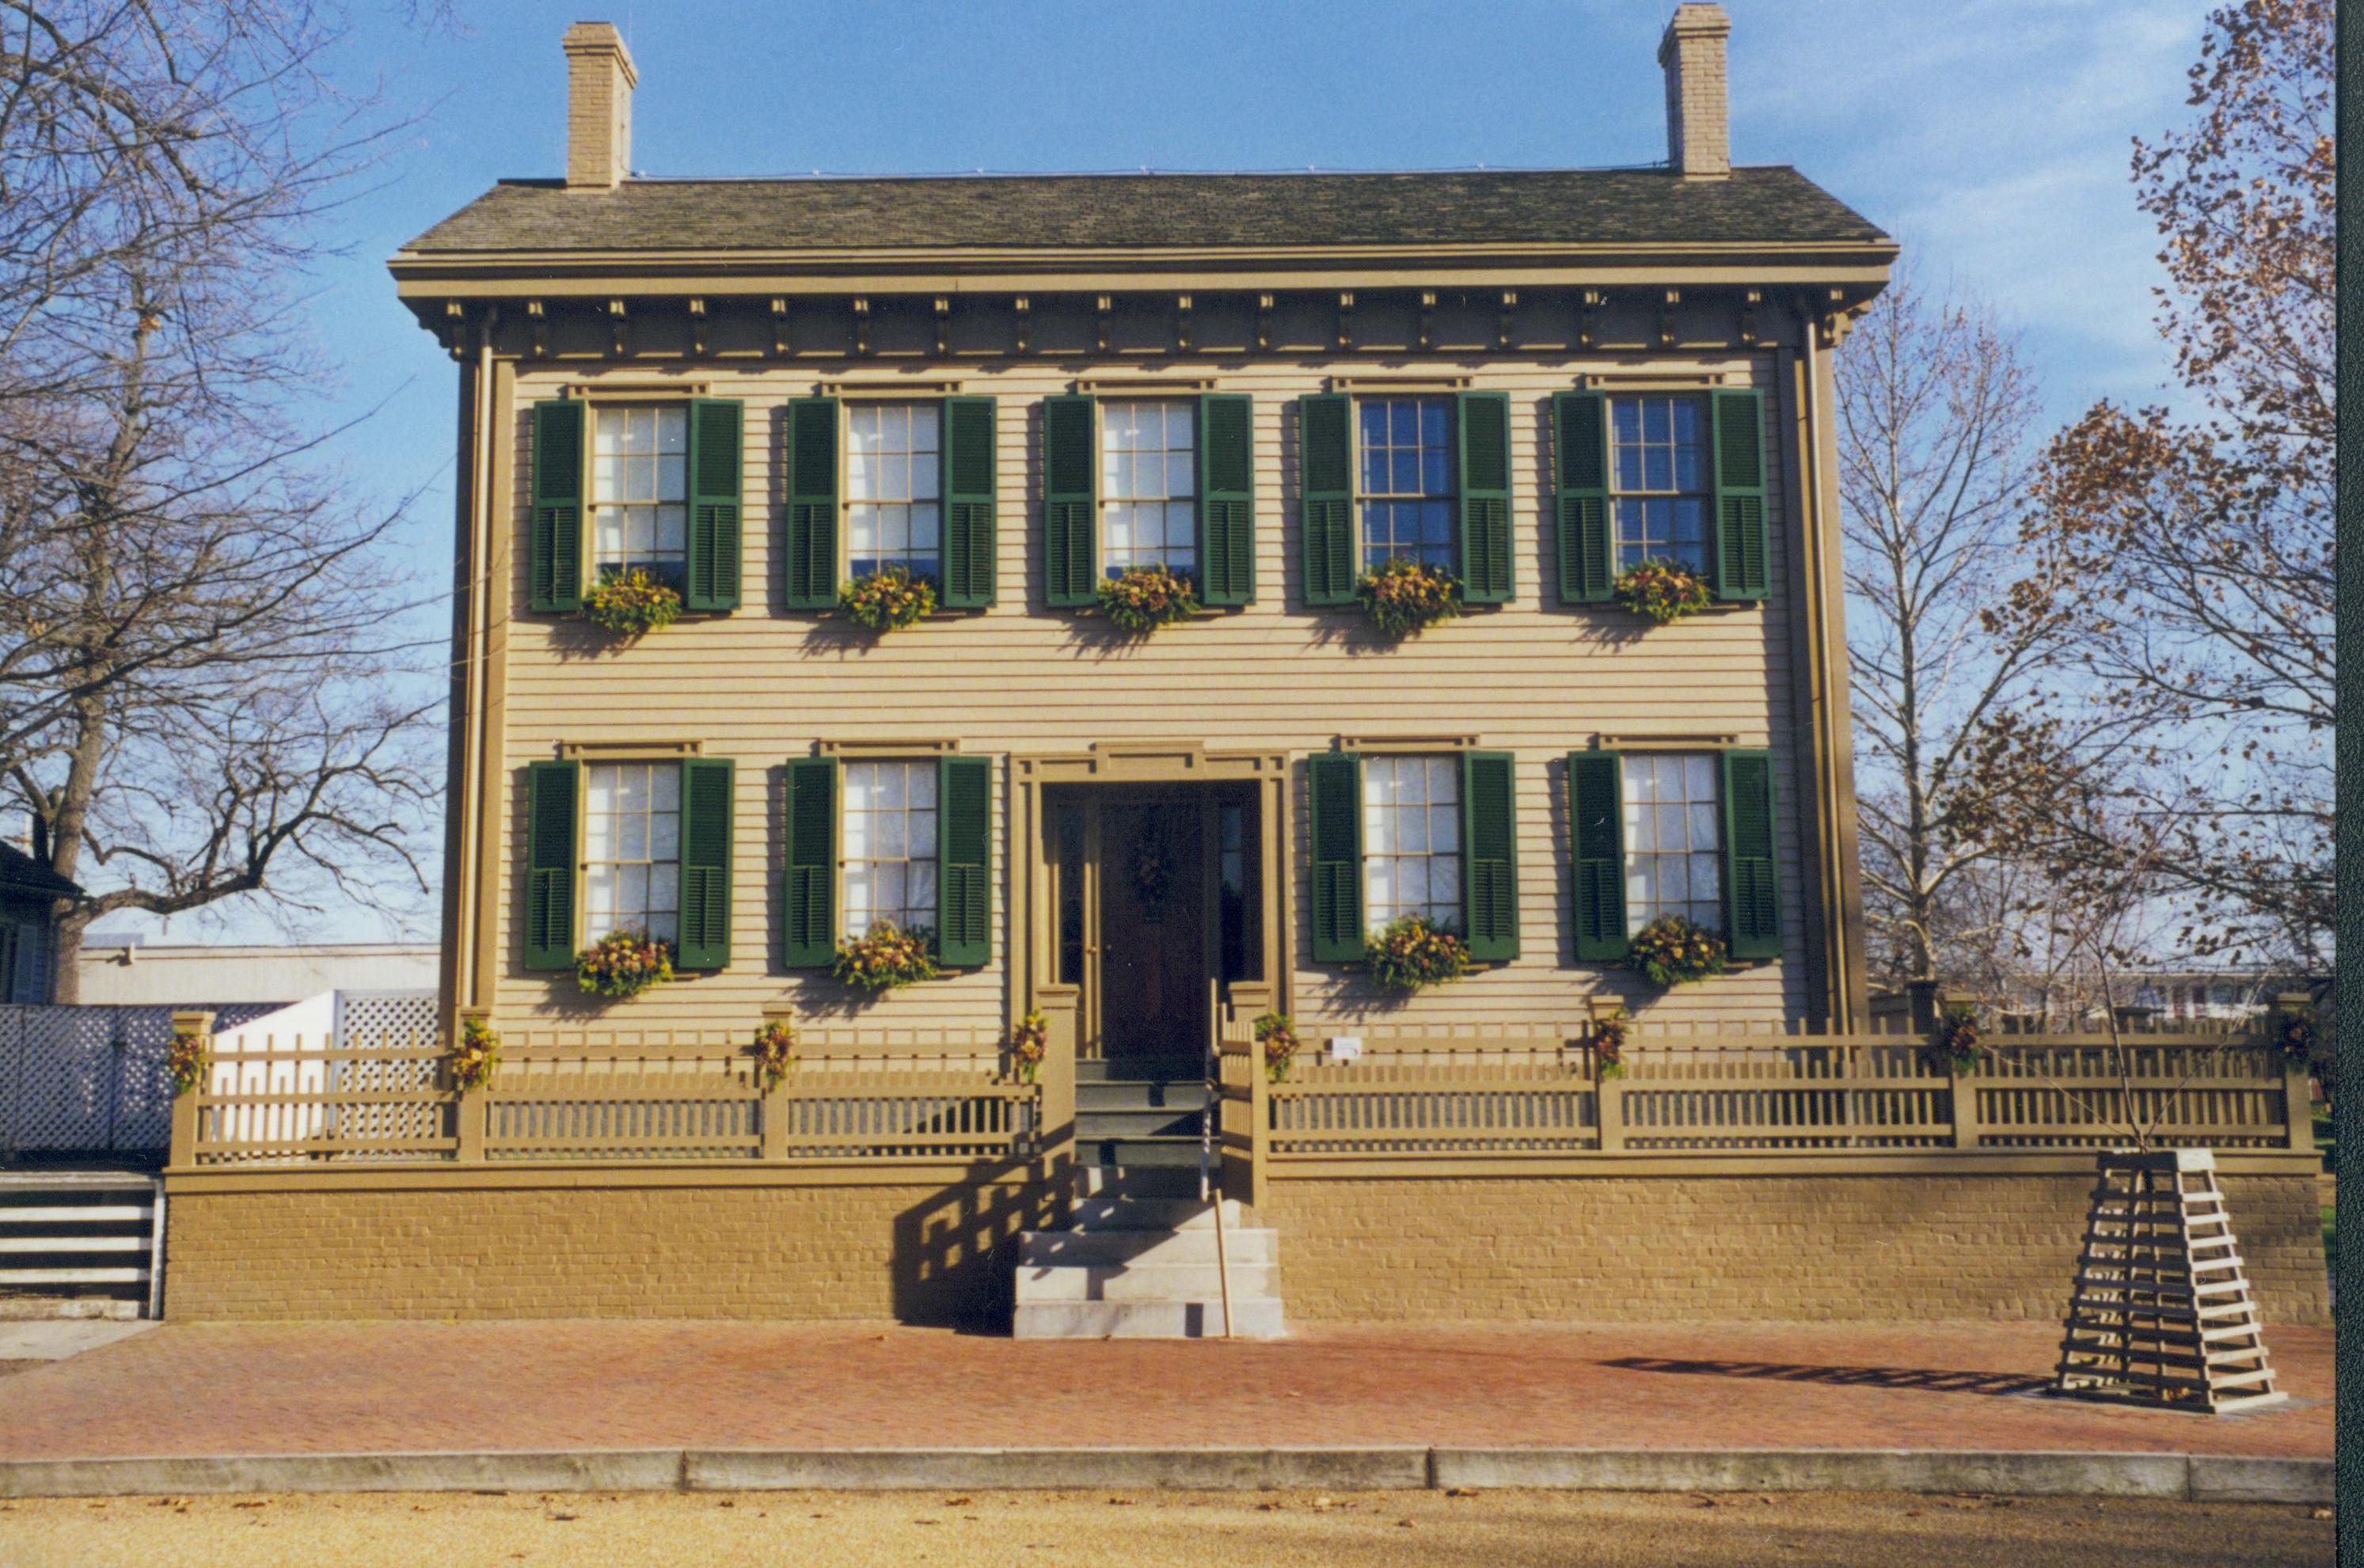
[
  {"xmin": 563, "ymin": 21, "xmax": 637, "ymax": 190},
  {"xmin": 1658, "ymin": 3, "xmax": 1731, "ymax": 179}
]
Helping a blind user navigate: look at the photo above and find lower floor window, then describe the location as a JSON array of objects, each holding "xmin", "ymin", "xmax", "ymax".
[
  {"xmin": 1362, "ymin": 754, "xmax": 1460, "ymax": 932},
  {"xmin": 583, "ymin": 761, "xmax": 681, "ymax": 945},
  {"xmin": 843, "ymin": 760, "xmax": 938, "ymax": 936},
  {"xmin": 1621, "ymin": 752, "xmax": 1721, "ymax": 932}
]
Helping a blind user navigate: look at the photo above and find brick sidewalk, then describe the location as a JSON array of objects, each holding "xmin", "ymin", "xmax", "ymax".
[{"xmin": 0, "ymin": 1320, "xmax": 2329, "ymax": 1462}]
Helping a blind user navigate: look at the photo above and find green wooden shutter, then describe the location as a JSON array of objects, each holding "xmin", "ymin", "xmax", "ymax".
[
  {"xmin": 1459, "ymin": 750, "xmax": 1519, "ymax": 962},
  {"xmin": 1720, "ymin": 748, "xmax": 1781, "ymax": 959},
  {"xmin": 1710, "ymin": 388, "xmax": 1768, "ymax": 601},
  {"xmin": 936, "ymin": 754, "xmax": 992, "ymax": 966},
  {"xmin": 1196, "ymin": 393, "xmax": 1255, "ymax": 606},
  {"xmin": 1298, "ymin": 393, "xmax": 1355, "ymax": 606},
  {"xmin": 1456, "ymin": 392, "xmax": 1514, "ymax": 604},
  {"xmin": 1041, "ymin": 394, "xmax": 1098, "ymax": 606},
  {"xmin": 676, "ymin": 757, "xmax": 734, "ymax": 970},
  {"xmin": 1306, "ymin": 751, "xmax": 1364, "ymax": 962},
  {"xmin": 684, "ymin": 398, "xmax": 743, "ymax": 613},
  {"xmin": 529, "ymin": 401, "xmax": 584, "ymax": 613},
  {"xmin": 523, "ymin": 759, "xmax": 580, "ymax": 970},
  {"xmin": 940, "ymin": 396, "xmax": 998, "ymax": 609},
  {"xmin": 1553, "ymin": 391, "xmax": 1613, "ymax": 603},
  {"xmin": 1568, "ymin": 752, "xmax": 1629, "ymax": 962},
  {"xmin": 783, "ymin": 757, "xmax": 839, "ymax": 968},
  {"xmin": 785, "ymin": 397, "xmax": 840, "ymax": 609}
]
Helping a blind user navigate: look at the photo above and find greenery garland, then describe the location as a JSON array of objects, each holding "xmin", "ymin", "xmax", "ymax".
[
  {"xmin": 2275, "ymin": 1009, "xmax": 2316, "ymax": 1065},
  {"xmin": 1366, "ymin": 915, "xmax": 1470, "ymax": 993},
  {"xmin": 1096, "ymin": 565, "xmax": 1199, "ymax": 633},
  {"xmin": 1612, "ymin": 559, "xmax": 1711, "ymax": 624},
  {"xmin": 576, "ymin": 928, "xmax": 674, "ymax": 998},
  {"xmin": 1255, "ymin": 1012, "xmax": 1302, "ymax": 1083},
  {"xmin": 1627, "ymin": 914, "xmax": 1727, "ymax": 988},
  {"xmin": 838, "ymin": 566, "xmax": 937, "ymax": 632},
  {"xmin": 1591, "ymin": 1008, "xmax": 1630, "ymax": 1080},
  {"xmin": 447, "ymin": 1016, "xmax": 501, "ymax": 1092},
  {"xmin": 1007, "ymin": 1010, "xmax": 1048, "ymax": 1083},
  {"xmin": 751, "ymin": 1019, "xmax": 797, "ymax": 1088},
  {"xmin": 833, "ymin": 921, "xmax": 940, "ymax": 994},
  {"xmin": 1930, "ymin": 1005, "xmax": 1984, "ymax": 1073},
  {"xmin": 583, "ymin": 568, "xmax": 684, "ymax": 638},
  {"xmin": 167, "ymin": 1028, "xmax": 209, "ymax": 1097},
  {"xmin": 1355, "ymin": 557, "xmax": 1461, "ymax": 639}
]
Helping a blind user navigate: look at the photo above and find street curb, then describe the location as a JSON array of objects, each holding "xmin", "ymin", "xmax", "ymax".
[{"xmin": 0, "ymin": 1447, "xmax": 2331, "ymax": 1504}]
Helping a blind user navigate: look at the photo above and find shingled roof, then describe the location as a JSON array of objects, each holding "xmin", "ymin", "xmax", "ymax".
[{"xmin": 400, "ymin": 165, "xmax": 1887, "ymax": 255}]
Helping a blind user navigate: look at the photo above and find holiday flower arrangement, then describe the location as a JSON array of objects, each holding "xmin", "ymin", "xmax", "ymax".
[
  {"xmin": 1131, "ymin": 833, "xmax": 1174, "ymax": 920},
  {"xmin": 1612, "ymin": 559, "xmax": 1711, "ymax": 625},
  {"xmin": 1355, "ymin": 557, "xmax": 1461, "ymax": 639},
  {"xmin": 1366, "ymin": 915, "xmax": 1470, "ymax": 993},
  {"xmin": 2275, "ymin": 1008, "xmax": 2316, "ymax": 1065},
  {"xmin": 750, "ymin": 1019, "xmax": 797, "ymax": 1088},
  {"xmin": 838, "ymin": 566, "xmax": 937, "ymax": 632},
  {"xmin": 167, "ymin": 1027, "xmax": 209, "ymax": 1097},
  {"xmin": 575, "ymin": 927, "xmax": 674, "ymax": 999},
  {"xmin": 1931, "ymin": 1005, "xmax": 1984, "ymax": 1073},
  {"xmin": 583, "ymin": 568, "xmax": 684, "ymax": 638},
  {"xmin": 1591, "ymin": 1008, "xmax": 1631, "ymax": 1080},
  {"xmin": 447, "ymin": 1016, "xmax": 501, "ymax": 1092},
  {"xmin": 832, "ymin": 921, "xmax": 939, "ymax": 994},
  {"xmin": 1007, "ymin": 1010, "xmax": 1048, "ymax": 1083},
  {"xmin": 1255, "ymin": 1013, "xmax": 1302, "ymax": 1082},
  {"xmin": 1627, "ymin": 913, "xmax": 1727, "ymax": 988},
  {"xmin": 1096, "ymin": 565, "xmax": 1199, "ymax": 633}
]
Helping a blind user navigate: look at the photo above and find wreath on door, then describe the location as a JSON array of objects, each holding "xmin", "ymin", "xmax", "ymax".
[{"xmin": 1130, "ymin": 822, "xmax": 1175, "ymax": 924}]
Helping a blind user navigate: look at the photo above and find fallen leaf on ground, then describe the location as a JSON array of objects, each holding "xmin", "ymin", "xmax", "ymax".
[{"xmin": 944, "ymin": 1496, "xmax": 974, "ymax": 1506}]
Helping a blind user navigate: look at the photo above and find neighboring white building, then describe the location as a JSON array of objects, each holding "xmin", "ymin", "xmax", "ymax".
[{"xmin": 75, "ymin": 941, "xmax": 439, "ymax": 1006}]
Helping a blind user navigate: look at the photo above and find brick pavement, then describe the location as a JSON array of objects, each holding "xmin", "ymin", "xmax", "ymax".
[{"xmin": 0, "ymin": 1320, "xmax": 2329, "ymax": 1462}]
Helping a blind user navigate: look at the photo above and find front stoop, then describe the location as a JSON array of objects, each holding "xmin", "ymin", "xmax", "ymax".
[{"xmin": 1013, "ymin": 1193, "xmax": 1287, "ymax": 1340}]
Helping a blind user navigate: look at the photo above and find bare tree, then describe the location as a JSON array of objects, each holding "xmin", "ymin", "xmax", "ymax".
[
  {"xmin": 1837, "ymin": 271, "xmax": 2069, "ymax": 987},
  {"xmin": 0, "ymin": 2, "xmax": 441, "ymax": 998}
]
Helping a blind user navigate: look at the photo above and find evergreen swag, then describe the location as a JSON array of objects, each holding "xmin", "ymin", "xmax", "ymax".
[
  {"xmin": 583, "ymin": 568, "xmax": 683, "ymax": 638},
  {"xmin": 833, "ymin": 921, "xmax": 939, "ymax": 994},
  {"xmin": 1366, "ymin": 915, "xmax": 1470, "ymax": 993},
  {"xmin": 2275, "ymin": 1009, "xmax": 2316, "ymax": 1065},
  {"xmin": 1931, "ymin": 1005, "xmax": 1984, "ymax": 1073},
  {"xmin": 167, "ymin": 1027, "xmax": 208, "ymax": 1096},
  {"xmin": 1591, "ymin": 1008, "xmax": 1631, "ymax": 1080},
  {"xmin": 1007, "ymin": 1010, "xmax": 1048, "ymax": 1083},
  {"xmin": 1096, "ymin": 565, "xmax": 1199, "ymax": 633},
  {"xmin": 447, "ymin": 1017, "xmax": 501, "ymax": 1091},
  {"xmin": 838, "ymin": 566, "xmax": 937, "ymax": 632},
  {"xmin": 1627, "ymin": 914, "xmax": 1727, "ymax": 988},
  {"xmin": 576, "ymin": 928, "xmax": 673, "ymax": 998},
  {"xmin": 750, "ymin": 1019, "xmax": 797, "ymax": 1087},
  {"xmin": 1355, "ymin": 557, "xmax": 1461, "ymax": 639},
  {"xmin": 1255, "ymin": 1012, "xmax": 1302, "ymax": 1082},
  {"xmin": 1612, "ymin": 559, "xmax": 1711, "ymax": 625}
]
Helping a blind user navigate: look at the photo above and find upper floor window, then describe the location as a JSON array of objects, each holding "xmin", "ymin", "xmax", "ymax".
[
  {"xmin": 1610, "ymin": 395, "xmax": 1708, "ymax": 575},
  {"xmin": 1358, "ymin": 397, "xmax": 1454, "ymax": 574},
  {"xmin": 583, "ymin": 761, "xmax": 680, "ymax": 947},
  {"xmin": 1101, "ymin": 401, "xmax": 1197, "ymax": 578},
  {"xmin": 842, "ymin": 760, "xmax": 939, "ymax": 939},
  {"xmin": 846, "ymin": 404, "xmax": 941, "ymax": 584},
  {"xmin": 1362, "ymin": 754, "xmax": 1461, "ymax": 933},
  {"xmin": 1620, "ymin": 752, "xmax": 1722, "ymax": 934},
  {"xmin": 591, "ymin": 405, "xmax": 688, "ymax": 587}
]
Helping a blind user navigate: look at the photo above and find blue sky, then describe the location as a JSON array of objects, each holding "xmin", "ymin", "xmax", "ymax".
[{"xmin": 133, "ymin": 0, "xmax": 2214, "ymax": 945}]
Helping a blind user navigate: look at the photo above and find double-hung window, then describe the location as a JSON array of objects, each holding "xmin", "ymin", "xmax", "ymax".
[
  {"xmin": 521, "ymin": 756, "xmax": 737, "ymax": 974},
  {"xmin": 782, "ymin": 754, "xmax": 996, "ymax": 970},
  {"xmin": 1305, "ymin": 750, "xmax": 1518, "ymax": 966},
  {"xmin": 1567, "ymin": 749, "xmax": 1781, "ymax": 963},
  {"xmin": 526, "ymin": 397, "xmax": 743, "ymax": 614},
  {"xmin": 1298, "ymin": 391, "xmax": 1513, "ymax": 606},
  {"xmin": 845, "ymin": 404, "xmax": 942, "ymax": 585},
  {"xmin": 1610, "ymin": 397, "xmax": 1710, "ymax": 575},
  {"xmin": 1553, "ymin": 386, "xmax": 1767, "ymax": 605},
  {"xmin": 1040, "ymin": 393, "xmax": 1255, "ymax": 608},
  {"xmin": 591, "ymin": 406, "xmax": 689, "ymax": 588}
]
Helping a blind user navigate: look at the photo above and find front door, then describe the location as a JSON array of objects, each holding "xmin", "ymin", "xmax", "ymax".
[{"xmin": 1094, "ymin": 795, "xmax": 1209, "ymax": 1063}]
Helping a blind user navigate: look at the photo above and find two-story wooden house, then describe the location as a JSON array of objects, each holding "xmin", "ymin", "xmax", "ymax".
[{"xmin": 152, "ymin": 6, "xmax": 2332, "ymax": 1336}]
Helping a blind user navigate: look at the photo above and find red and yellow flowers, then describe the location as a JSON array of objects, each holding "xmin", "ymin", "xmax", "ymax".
[
  {"xmin": 839, "ymin": 566, "xmax": 937, "ymax": 632},
  {"xmin": 1613, "ymin": 559, "xmax": 1711, "ymax": 625},
  {"xmin": 1255, "ymin": 1012, "xmax": 1302, "ymax": 1082},
  {"xmin": 1008, "ymin": 1010, "xmax": 1049, "ymax": 1083},
  {"xmin": 1628, "ymin": 914, "xmax": 1727, "ymax": 988},
  {"xmin": 1096, "ymin": 566, "xmax": 1199, "ymax": 633},
  {"xmin": 447, "ymin": 1016, "xmax": 501, "ymax": 1091},
  {"xmin": 1356, "ymin": 558, "xmax": 1461, "ymax": 639},
  {"xmin": 750, "ymin": 1019, "xmax": 798, "ymax": 1088},
  {"xmin": 576, "ymin": 928, "xmax": 674, "ymax": 998},
  {"xmin": 833, "ymin": 921, "xmax": 939, "ymax": 994},
  {"xmin": 583, "ymin": 568, "xmax": 684, "ymax": 638},
  {"xmin": 1366, "ymin": 915, "xmax": 1470, "ymax": 993}
]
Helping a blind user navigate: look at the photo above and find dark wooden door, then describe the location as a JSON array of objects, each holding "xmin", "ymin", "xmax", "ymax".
[{"xmin": 1094, "ymin": 797, "xmax": 1208, "ymax": 1062}]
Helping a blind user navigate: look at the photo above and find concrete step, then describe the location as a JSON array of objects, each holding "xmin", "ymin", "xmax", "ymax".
[
  {"xmin": 1076, "ymin": 1080, "xmax": 1211, "ymax": 1112},
  {"xmin": 1074, "ymin": 1165, "xmax": 1205, "ymax": 1201},
  {"xmin": 1066, "ymin": 1197, "xmax": 1247, "ymax": 1231},
  {"xmin": 1075, "ymin": 1108, "xmax": 1205, "ymax": 1139},
  {"xmin": 1017, "ymin": 1261, "xmax": 1281, "ymax": 1302},
  {"xmin": 1079, "ymin": 1136, "xmax": 1203, "ymax": 1168},
  {"xmin": 1013, "ymin": 1297, "xmax": 1286, "ymax": 1340},
  {"xmin": 1074, "ymin": 1057, "xmax": 1203, "ymax": 1084},
  {"xmin": 1020, "ymin": 1228, "xmax": 1278, "ymax": 1268}
]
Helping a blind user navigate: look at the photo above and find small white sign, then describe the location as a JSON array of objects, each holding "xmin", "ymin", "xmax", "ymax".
[{"xmin": 1328, "ymin": 1035, "xmax": 1364, "ymax": 1061}]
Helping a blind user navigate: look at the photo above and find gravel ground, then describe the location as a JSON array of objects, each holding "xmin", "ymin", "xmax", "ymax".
[{"xmin": 0, "ymin": 1489, "xmax": 2332, "ymax": 1568}]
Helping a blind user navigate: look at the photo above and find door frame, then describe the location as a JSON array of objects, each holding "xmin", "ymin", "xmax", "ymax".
[{"xmin": 1012, "ymin": 743, "xmax": 1290, "ymax": 1045}]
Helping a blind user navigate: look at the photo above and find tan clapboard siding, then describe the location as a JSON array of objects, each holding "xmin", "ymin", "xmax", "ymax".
[{"xmin": 491, "ymin": 356, "xmax": 1803, "ymax": 1042}]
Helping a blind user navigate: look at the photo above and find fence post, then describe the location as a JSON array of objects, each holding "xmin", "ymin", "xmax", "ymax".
[
  {"xmin": 1939, "ymin": 991, "xmax": 1982, "ymax": 1150},
  {"xmin": 166, "ymin": 1010, "xmax": 214, "ymax": 1168},
  {"xmin": 2271, "ymin": 993, "xmax": 2316, "ymax": 1153},
  {"xmin": 1586, "ymin": 999, "xmax": 1625, "ymax": 1152},
  {"xmin": 1248, "ymin": 1048, "xmax": 1270, "ymax": 1210},
  {"xmin": 759, "ymin": 1004, "xmax": 794, "ymax": 1160},
  {"xmin": 453, "ymin": 1008, "xmax": 486, "ymax": 1163},
  {"xmin": 1038, "ymin": 999, "xmax": 1077, "ymax": 1171}
]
